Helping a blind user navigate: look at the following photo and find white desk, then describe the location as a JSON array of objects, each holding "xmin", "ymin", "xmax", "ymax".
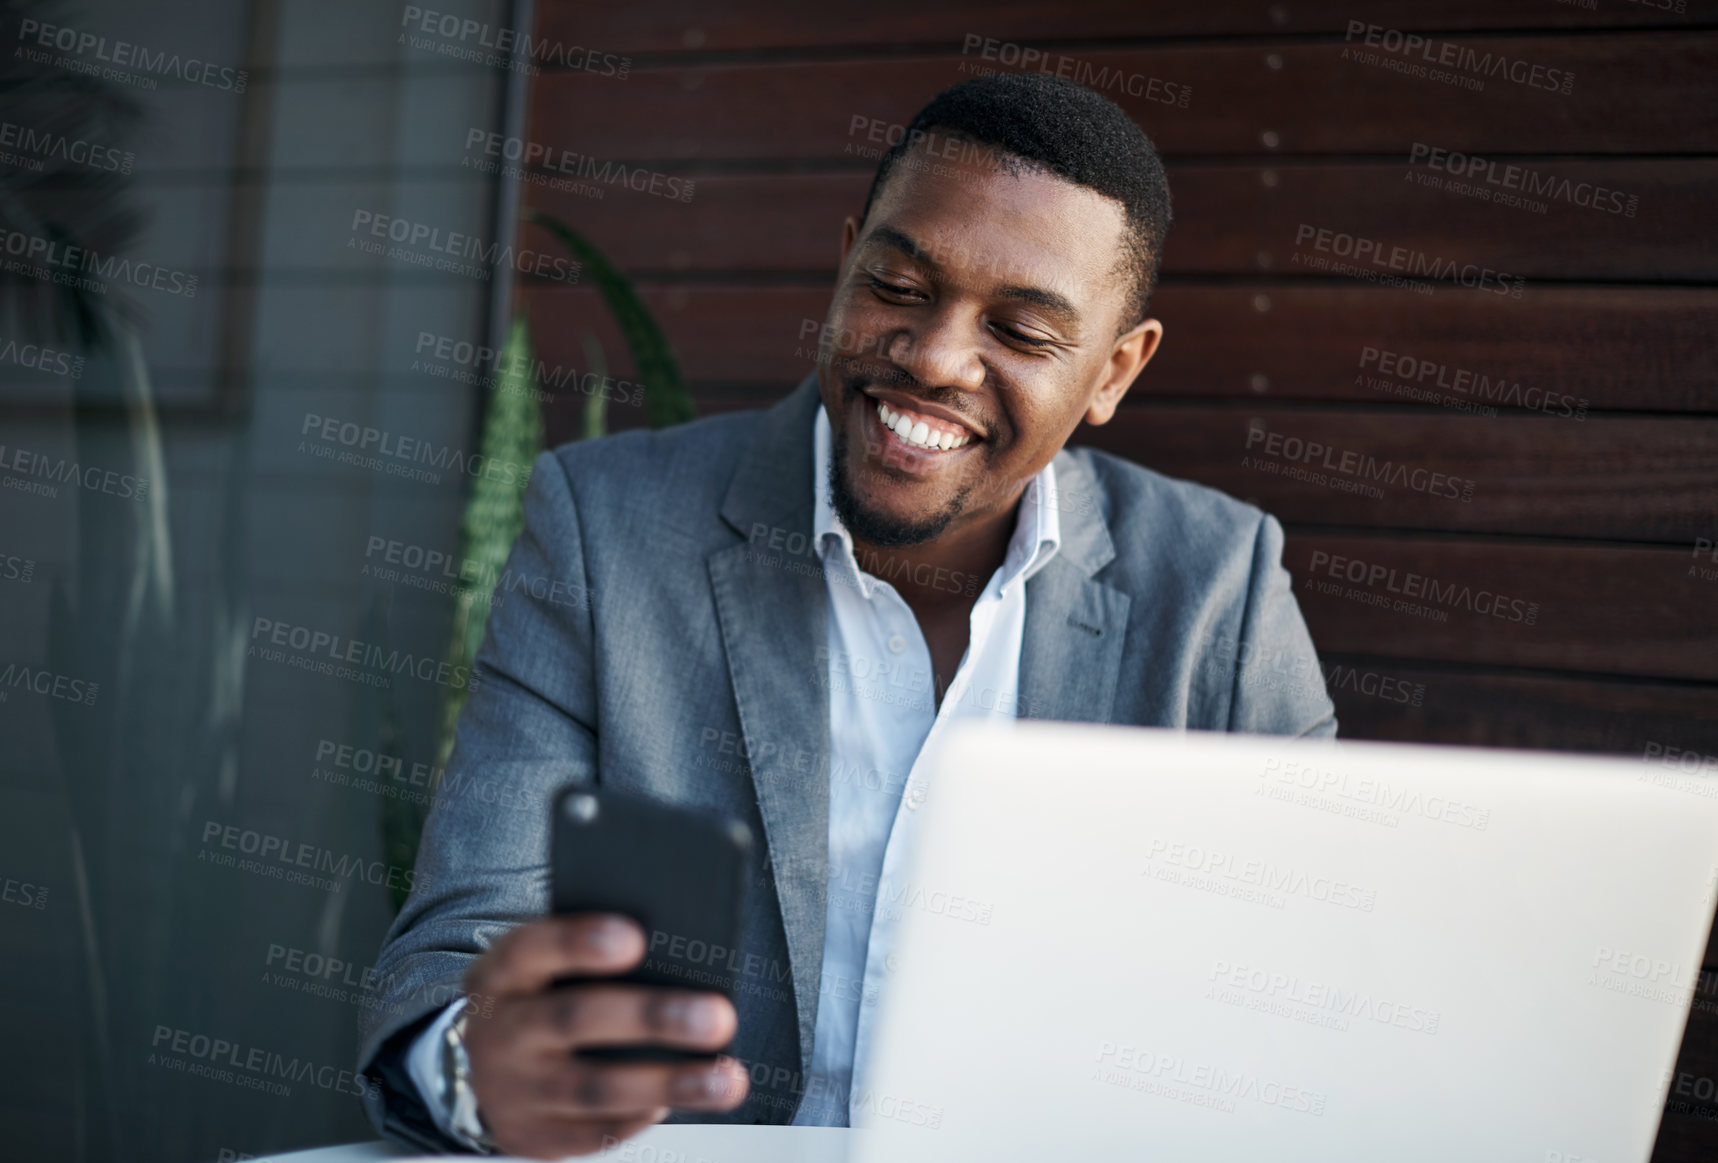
[{"xmin": 252, "ymin": 1125, "xmax": 851, "ymax": 1163}]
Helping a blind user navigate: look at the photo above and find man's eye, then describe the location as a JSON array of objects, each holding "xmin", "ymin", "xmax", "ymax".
[
  {"xmin": 994, "ymin": 324, "xmax": 1052, "ymax": 349},
  {"xmin": 867, "ymin": 276, "xmax": 920, "ymax": 298}
]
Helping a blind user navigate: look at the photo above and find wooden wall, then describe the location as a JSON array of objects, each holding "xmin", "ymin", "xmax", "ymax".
[{"xmin": 516, "ymin": 4, "xmax": 1718, "ymax": 1157}]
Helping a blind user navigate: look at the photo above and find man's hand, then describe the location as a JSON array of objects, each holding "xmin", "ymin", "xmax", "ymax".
[{"xmin": 461, "ymin": 914, "xmax": 751, "ymax": 1159}]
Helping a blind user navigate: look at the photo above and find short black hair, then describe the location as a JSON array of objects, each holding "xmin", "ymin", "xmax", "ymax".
[{"xmin": 858, "ymin": 72, "xmax": 1173, "ymax": 333}]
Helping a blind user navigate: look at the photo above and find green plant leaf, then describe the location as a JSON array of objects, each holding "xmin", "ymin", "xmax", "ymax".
[
  {"xmin": 400, "ymin": 315, "xmax": 545, "ymax": 912},
  {"xmin": 525, "ymin": 207, "xmax": 695, "ymax": 430}
]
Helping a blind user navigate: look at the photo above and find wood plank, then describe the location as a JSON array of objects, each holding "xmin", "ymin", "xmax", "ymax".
[
  {"xmin": 1139, "ymin": 285, "xmax": 1718, "ymax": 414},
  {"xmin": 516, "ymin": 282, "xmax": 1718, "ymax": 414},
  {"xmin": 1321, "ymin": 663, "xmax": 1718, "ymax": 760},
  {"xmin": 1167, "ymin": 159, "xmax": 1713, "ymax": 281},
  {"xmin": 523, "ymin": 159, "xmax": 1718, "ymax": 282},
  {"xmin": 1282, "ymin": 535, "xmax": 1718, "ymax": 682},
  {"xmin": 540, "ymin": 0, "xmax": 1718, "ymax": 55},
  {"xmin": 1083, "ymin": 408, "xmax": 1718, "ymax": 542},
  {"xmin": 526, "ymin": 33, "xmax": 1718, "ymax": 160}
]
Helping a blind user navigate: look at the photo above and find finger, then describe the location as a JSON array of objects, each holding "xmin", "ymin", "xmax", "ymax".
[
  {"xmin": 506, "ymin": 984, "xmax": 738, "ymax": 1055},
  {"xmin": 492, "ymin": 1109, "xmax": 669, "ymax": 1160},
  {"xmin": 524, "ymin": 1056, "xmax": 750, "ymax": 1117},
  {"xmin": 465, "ymin": 914, "xmax": 645, "ymax": 999}
]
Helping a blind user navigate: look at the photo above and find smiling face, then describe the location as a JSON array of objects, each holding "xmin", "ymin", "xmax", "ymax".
[{"xmin": 818, "ymin": 139, "xmax": 1163, "ymax": 550}]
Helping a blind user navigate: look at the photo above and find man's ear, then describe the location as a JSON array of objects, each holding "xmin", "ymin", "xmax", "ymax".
[
  {"xmin": 840, "ymin": 216, "xmax": 861, "ymax": 269},
  {"xmin": 1085, "ymin": 318, "xmax": 1165, "ymax": 426}
]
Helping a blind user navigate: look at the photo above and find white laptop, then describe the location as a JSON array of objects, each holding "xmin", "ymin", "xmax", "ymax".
[{"xmin": 851, "ymin": 722, "xmax": 1718, "ymax": 1163}]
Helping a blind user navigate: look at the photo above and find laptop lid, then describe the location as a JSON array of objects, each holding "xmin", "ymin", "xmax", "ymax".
[{"xmin": 851, "ymin": 722, "xmax": 1718, "ymax": 1163}]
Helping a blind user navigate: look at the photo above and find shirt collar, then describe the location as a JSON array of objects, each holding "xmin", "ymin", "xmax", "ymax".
[{"xmin": 812, "ymin": 402, "xmax": 1060, "ymax": 598}]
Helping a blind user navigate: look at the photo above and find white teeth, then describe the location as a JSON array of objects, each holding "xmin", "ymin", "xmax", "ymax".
[{"xmin": 874, "ymin": 399, "xmax": 973, "ymax": 452}]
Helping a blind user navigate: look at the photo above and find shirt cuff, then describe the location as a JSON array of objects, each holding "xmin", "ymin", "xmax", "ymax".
[{"xmin": 406, "ymin": 997, "xmax": 473, "ymax": 1142}]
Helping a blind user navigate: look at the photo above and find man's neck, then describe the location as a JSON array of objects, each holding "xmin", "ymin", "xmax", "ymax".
[{"xmin": 850, "ymin": 488, "xmax": 1023, "ymax": 614}]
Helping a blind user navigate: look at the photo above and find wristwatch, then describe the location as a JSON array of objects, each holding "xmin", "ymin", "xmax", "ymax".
[{"xmin": 440, "ymin": 1008, "xmax": 497, "ymax": 1153}]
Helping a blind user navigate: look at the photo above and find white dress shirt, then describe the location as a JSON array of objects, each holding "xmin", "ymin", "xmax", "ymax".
[
  {"xmin": 408, "ymin": 401, "xmax": 1060, "ymax": 1135},
  {"xmin": 791, "ymin": 403, "xmax": 1059, "ymax": 1125}
]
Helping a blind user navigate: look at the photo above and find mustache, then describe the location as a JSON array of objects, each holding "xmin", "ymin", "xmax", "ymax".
[{"xmin": 834, "ymin": 355, "xmax": 997, "ymax": 436}]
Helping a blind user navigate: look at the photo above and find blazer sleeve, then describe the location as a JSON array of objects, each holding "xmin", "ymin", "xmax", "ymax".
[
  {"xmin": 1225, "ymin": 513, "xmax": 1338, "ymax": 739},
  {"xmin": 356, "ymin": 446, "xmax": 602, "ymax": 1149}
]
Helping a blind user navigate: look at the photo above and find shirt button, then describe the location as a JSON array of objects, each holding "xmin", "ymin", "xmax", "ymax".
[
  {"xmin": 884, "ymin": 953, "xmax": 900, "ymax": 974},
  {"xmin": 886, "ymin": 634, "xmax": 906, "ymax": 654},
  {"xmin": 904, "ymin": 786, "xmax": 926, "ymax": 811}
]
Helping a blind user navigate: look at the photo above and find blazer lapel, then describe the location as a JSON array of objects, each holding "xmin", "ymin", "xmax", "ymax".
[
  {"xmin": 707, "ymin": 376, "xmax": 830, "ymax": 1081},
  {"xmin": 1018, "ymin": 450, "xmax": 1131, "ymax": 724}
]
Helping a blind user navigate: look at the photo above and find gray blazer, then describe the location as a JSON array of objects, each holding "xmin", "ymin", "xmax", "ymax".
[{"xmin": 356, "ymin": 374, "xmax": 1337, "ymax": 1148}]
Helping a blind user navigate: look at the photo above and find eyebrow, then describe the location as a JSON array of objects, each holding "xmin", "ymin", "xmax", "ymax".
[{"xmin": 863, "ymin": 225, "xmax": 1084, "ymax": 327}]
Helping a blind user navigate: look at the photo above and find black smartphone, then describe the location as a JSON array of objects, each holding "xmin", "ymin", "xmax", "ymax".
[{"xmin": 549, "ymin": 785, "xmax": 754, "ymax": 1060}]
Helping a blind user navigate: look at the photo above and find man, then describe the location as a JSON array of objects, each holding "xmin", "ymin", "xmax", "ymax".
[{"xmin": 358, "ymin": 73, "xmax": 1336, "ymax": 1157}]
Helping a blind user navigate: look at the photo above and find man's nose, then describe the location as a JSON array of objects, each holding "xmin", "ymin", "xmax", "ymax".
[{"xmin": 885, "ymin": 309, "xmax": 986, "ymax": 395}]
